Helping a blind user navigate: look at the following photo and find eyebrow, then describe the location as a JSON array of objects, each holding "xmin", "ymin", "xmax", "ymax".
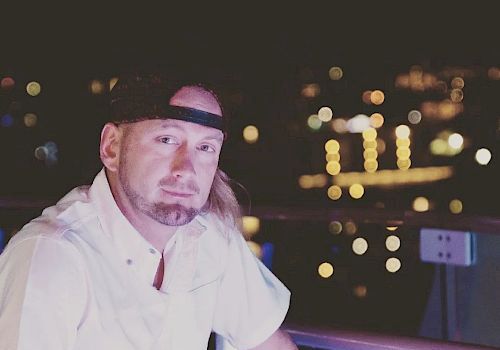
[{"xmin": 159, "ymin": 120, "xmax": 224, "ymax": 143}]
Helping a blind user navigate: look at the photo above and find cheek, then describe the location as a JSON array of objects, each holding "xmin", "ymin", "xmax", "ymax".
[{"xmin": 197, "ymin": 162, "xmax": 218, "ymax": 196}]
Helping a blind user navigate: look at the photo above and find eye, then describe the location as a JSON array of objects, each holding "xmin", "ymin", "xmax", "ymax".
[
  {"xmin": 159, "ymin": 136, "xmax": 178, "ymax": 144},
  {"xmin": 199, "ymin": 144, "xmax": 216, "ymax": 153}
]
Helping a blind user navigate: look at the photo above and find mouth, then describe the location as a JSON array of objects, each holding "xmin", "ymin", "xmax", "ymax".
[{"xmin": 161, "ymin": 189, "xmax": 196, "ymax": 198}]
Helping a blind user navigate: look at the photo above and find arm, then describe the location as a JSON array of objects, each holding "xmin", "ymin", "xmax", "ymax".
[{"xmin": 249, "ymin": 329, "xmax": 298, "ymax": 350}]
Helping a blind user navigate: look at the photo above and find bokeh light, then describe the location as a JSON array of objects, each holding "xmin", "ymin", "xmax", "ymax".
[
  {"xmin": 352, "ymin": 237, "xmax": 368, "ymax": 255},
  {"xmin": 353, "ymin": 285, "xmax": 367, "ymax": 298},
  {"xmin": 349, "ymin": 184, "xmax": 364, "ymax": 199},
  {"xmin": 325, "ymin": 139, "xmax": 340, "ymax": 153},
  {"xmin": 370, "ymin": 113, "xmax": 384, "ymax": 128},
  {"xmin": 1, "ymin": 77, "xmax": 15, "ymax": 91},
  {"xmin": 0, "ymin": 114, "xmax": 14, "ymax": 127},
  {"xmin": 449, "ymin": 199, "xmax": 463, "ymax": 214},
  {"xmin": 395, "ymin": 125, "xmax": 411, "ymax": 139},
  {"xmin": 318, "ymin": 262, "xmax": 334, "ymax": 278},
  {"xmin": 327, "ymin": 185, "xmax": 342, "ymax": 200},
  {"xmin": 344, "ymin": 221, "xmax": 357, "ymax": 235},
  {"xmin": 448, "ymin": 133, "xmax": 464, "ymax": 149},
  {"xmin": 302, "ymin": 83, "xmax": 320, "ymax": 98},
  {"xmin": 386, "ymin": 257, "xmax": 401, "ymax": 273},
  {"xmin": 23, "ymin": 113, "xmax": 37, "ymax": 127},
  {"xmin": 475, "ymin": 148, "xmax": 492, "ymax": 165},
  {"xmin": 326, "ymin": 162, "xmax": 341, "ymax": 176},
  {"xmin": 243, "ymin": 125, "xmax": 259, "ymax": 143},
  {"xmin": 407, "ymin": 110, "xmax": 422, "ymax": 124},
  {"xmin": 109, "ymin": 77, "xmax": 119, "ymax": 91},
  {"xmin": 307, "ymin": 114, "xmax": 322, "ymax": 130},
  {"xmin": 413, "ymin": 196, "xmax": 430, "ymax": 212},
  {"xmin": 328, "ymin": 66, "xmax": 343, "ymax": 80},
  {"xmin": 362, "ymin": 127, "xmax": 377, "ymax": 141},
  {"xmin": 329, "ymin": 221, "xmax": 343, "ymax": 234},
  {"xmin": 362, "ymin": 90, "xmax": 372, "ymax": 104},
  {"xmin": 242, "ymin": 216, "xmax": 260, "ymax": 237},
  {"xmin": 385, "ymin": 235, "xmax": 401, "ymax": 252},
  {"xmin": 90, "ymin": 79, "xmax": 105, "ymax": 95},
  {"xmin": 451, "ymin": 77, "xmax": 465, "ymax": 89},
  {"xmin": 370, "ymin": 90, "xmax": 385, "ymax": 105},
  {"xmin": 26, "ymin": 81, "xmax": 41, "ymax": 96},
  {"xmin": 318, "ymin": 106, "xmax": 333, "ymax": 122}
]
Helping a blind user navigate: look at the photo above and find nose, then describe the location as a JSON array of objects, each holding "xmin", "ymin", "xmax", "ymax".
[{"xmin": 171, "ymin": 144, "xmax": 196, "ymax": 178}]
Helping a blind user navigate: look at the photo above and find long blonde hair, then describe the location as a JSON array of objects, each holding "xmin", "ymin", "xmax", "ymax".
[{"xmin": 205, "ymin": 168, "xmax": 242, "ymax": 235}]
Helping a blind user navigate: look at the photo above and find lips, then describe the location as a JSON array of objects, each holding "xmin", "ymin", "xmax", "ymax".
[{"xmin": 161, "ymin": 189, "xmax": 196, "ymax": 198}]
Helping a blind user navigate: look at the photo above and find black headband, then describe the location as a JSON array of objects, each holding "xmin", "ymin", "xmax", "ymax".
[{"xmin": 160, "ymin": 105, "xmax": 225, "ymax": 131}]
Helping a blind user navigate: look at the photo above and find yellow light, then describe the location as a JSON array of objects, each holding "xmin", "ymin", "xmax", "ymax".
[
  {"xmin": 298, "ymin": 175, "xmax": 314, "ymax": 189},
  {"xmin": 364, "ymin": 159, "xmax": 378, "ymax": 173},
  {"xmin": 327, "ymin": 185, "xmax": 342, "ymax": 200},
  {"xmin": 450, "ymin": 89, "xmax": 464, "ymax": 103},
  {"xmin": 318, "ymin": 106, "xmax": 333, "ymax": 122},
  {"xmin": 353, "ymin": 285, "xmax": 367, "ymax": 298},
  {"xmin": 363, "ymin": 148, "xmax": 378, "ymax": 159},
  {"xmin": 89, "ymin": 79, "xmax": 105, "ymax": 95},
  {"xmin": 369, "ymin": 113, "xmax": 384, "ymax": 128},
  {"xmin": 326, "ymin": 162, "xmax": 341, "ymax": 175},
  {"xmin": 318, "ymin": 262, "xmax": 334, "ymax": 278},
  {"xmin": 413, "ymin": 196, "xmax": 429, "ymax": 212},
  {"xmin": 302, "ymin": 83, "xmax": 320, "ymax": 98},
  {"xmin": 307, "ymin": 114, "xmax": 322, "ymax": 130},
  {"xmin": 363, "ymin": 140, "xmax": 377, "ymax": 149},
  {"xmin": 395, "ymin": 125, "xmax": 411, "ymax": 139},
  {"xmin": 396, "ymin": 148, "xmax": 411, "ymax": 159},
  {"xmin": 396, "ymin": 138, "xmax": 411, "ymax": 148},
  {"xmin": 386, "ymin": 257, "xmax": 401, "ymax": 273},
  {"xmin": 362, "ymin": 127, "xmax": 377, "ymax": 141},
  {"xmin": 385, "ymin": 235, "xmax": 401, "ymax": 252},
  {"xmin": 449, "ymin": 199, "xmax": 463, "ymax": 214},
  {"xmin": 475, "ymin": 148, "xmax": 492, "ymax": 165},
  {"xmin": 451, "ymin": 77, "xmax": 465, "ymax": 89},
  {"xmin": 329, "ymin": 221, "xmax": 343, "ymax": 234},
  {"xmin": 349, "ymin": 184, "xmax": 364, "ymax": 199},
  {"xmin": 430, "ymin": 139, "xmax": 448, "ymax": 155},
  {"xmin": 386, "ymin": 226, "xmax": 398, "ymax": 231},
  {"xmin": 313, "ymin": 174, "xmax": 328, "ymax": 188},
  {"xmin": 326, "ymin": 153, "xmax": 340, "ymax": 162},
  {"xmin": 26, "ymin": 81, "xmax": 41, "ymax": 96},
  {"xmin": 325, "ymin": 139, "xmax": 340, "ymax": 153},
  {"xmin": 243, "ymin": 125, "xmax": 259, "ymax": 143},
  {"xmin": 23, "ymin": 113, "xmax": 37, "ymax": 127},
  {"xmin": 344, "ymin": 221, "xmax": 357, "ymax": 235},
  {"xmin": 247, "ymin": 241, "xmax": 263, "ymax": 259},
  {"xmin": 370, "ymin": 90, "xmax": 385, "ymax": 105},
  {"xmin": 352, "ymin": 237, "xmax": 368, "ymax": 255},
  {"xmin": 397, "ymin": 158, "xmax": 411, "ymax": 170},
  {"xmin": 242, "ymin": 216, "xmax": 260, "ymax": 237},
  {"xmin": 408, "ymin": 110, "xmax": 422, "ymax": 124},
  {"xmin": 362, "ymin": 90, "xmax": 372, "ymax": 104},
  {"xmin": 329, "ymin": 66, "xmax": 343, "ymax": 80},
  {"xmin": 109, "ymin": 77, "xmax": 119, "ymax": 91},
  {"xmin": 448, "ymin": 133, "xmax": 463, "ymax": 149}
]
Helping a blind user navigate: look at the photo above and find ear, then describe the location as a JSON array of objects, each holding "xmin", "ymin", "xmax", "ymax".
[{"xmin": 100, "ymin": 123, "xmax": 123, "ymax": 172}]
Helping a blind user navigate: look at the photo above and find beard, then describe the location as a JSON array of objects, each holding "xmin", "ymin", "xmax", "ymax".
[{"xmin": 119, "ymin": 158, "xmax": 201, "ymax": 227}]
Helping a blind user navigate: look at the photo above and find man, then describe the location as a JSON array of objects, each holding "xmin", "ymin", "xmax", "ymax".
[{"xmin": 0, "ymin": 72, "xmax": 297, "ymax": 350}]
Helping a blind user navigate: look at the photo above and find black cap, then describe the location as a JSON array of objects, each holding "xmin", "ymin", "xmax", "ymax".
[{"xmin": 109, "ymin": 72, "xmax": 225, "ymax": 132}]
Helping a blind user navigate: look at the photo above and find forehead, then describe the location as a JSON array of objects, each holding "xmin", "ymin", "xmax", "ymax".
[
  {"xmin": 169, "ymin": 86, "xmax": 223, "ymax": 116},
  {"xmin": 126, "ymin": 119, "xmax": 224, "ymax": 140}
]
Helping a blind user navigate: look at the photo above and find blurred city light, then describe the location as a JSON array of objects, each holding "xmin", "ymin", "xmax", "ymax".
[
  {"xmin": 26, "ymin": 81, "xmax": 41, "ymax": 96},
  {"xmin": 243, "ymin": 125, "xmax": 259, "ymax": 143},
  {"xmin": 318, "ymin": 262, "xmax": 334, "ymax": 278},
  {"xmin": 475, "ymin": 148, "xmax": 492, "ymax": 165},
  {"xmin": 328, "ymin": 66, "xmax": 343, "ymax": 80},
  {"xmin": 386, "ymin": 257, "xmax": 401, "ymax": 273},
  {"xmin": 352, "ymin": 237, "xmax": 368, "ymax": 255}
]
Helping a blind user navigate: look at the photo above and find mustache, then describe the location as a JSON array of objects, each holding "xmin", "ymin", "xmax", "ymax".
[{"xmin": 159, "ymin": 177, "xmax": 200, "ymax": 194}]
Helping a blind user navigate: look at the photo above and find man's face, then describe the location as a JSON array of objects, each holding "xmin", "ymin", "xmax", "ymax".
[{"xmin": 117, "ymin": 118, "xmax": 223, "ymax": 226}]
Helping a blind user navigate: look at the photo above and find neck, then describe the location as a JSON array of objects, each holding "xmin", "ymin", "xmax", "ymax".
[{"xmin": 106, "ymin": 170, "xmax": 178, "ymax": 252}]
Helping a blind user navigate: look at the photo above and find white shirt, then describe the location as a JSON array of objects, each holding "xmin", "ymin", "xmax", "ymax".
[{"xmin": 0, "ymin": 169, "xmax": 290, "ymax": 350}]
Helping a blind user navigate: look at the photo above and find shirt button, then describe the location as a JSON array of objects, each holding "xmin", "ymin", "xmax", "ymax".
[
  {"xmin": 126, "ymin": 259, "xmax": 133, "ymax": 265},
  {"xmin": 149, "ymin": 248, "xmax": 156, "ymax": 254}
]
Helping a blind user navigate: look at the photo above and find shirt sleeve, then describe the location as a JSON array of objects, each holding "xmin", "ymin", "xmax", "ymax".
[
  {"xmin": 0, "ymin": 236, "xmax": 88, "ymax": 350},
  {"xmin": 212, "ymin": 233, "xmax": 291, "ymax": 350}
]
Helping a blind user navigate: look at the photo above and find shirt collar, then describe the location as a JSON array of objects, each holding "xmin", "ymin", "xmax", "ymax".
[{"xmin": 88, "ymin": 168, "xmax": 207, "ymax": 288}]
